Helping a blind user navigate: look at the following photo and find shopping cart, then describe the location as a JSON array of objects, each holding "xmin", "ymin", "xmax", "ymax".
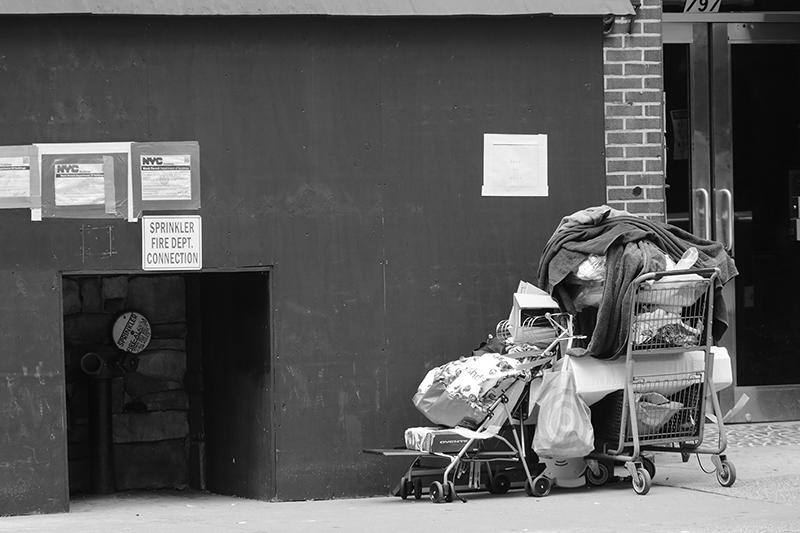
[
  {"xmin": 588, "ymin": 267, "xmax": 736, "ymax": 495},
  {"xmin": 364, "ymin": 313, "xmax": 579, "ymax": 503}
]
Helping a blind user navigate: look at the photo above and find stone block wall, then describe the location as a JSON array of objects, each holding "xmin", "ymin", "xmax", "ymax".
[{"xmin": 63, "ymin": 274, "xmax": 202, "ymax": 493}]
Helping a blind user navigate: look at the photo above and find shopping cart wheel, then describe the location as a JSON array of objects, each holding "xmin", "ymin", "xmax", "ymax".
[
  {"xmin": 414, "ymin": 478, "xmax": 423, "ymax": 500},
  {"xmin": 586, "ymin": 460, "xmax": 611, "ymax": 486},
  {"xmin": 490, "ymin": 474, "xmax": 511, "ymax": 494},
  {"xmin": 641, "ymin": 456, "xmax": 656, "ymax": 481},
  {"xmin": 715, "ymin": 459, "xmax": 737, "ymax": 487},
  {"xmin": 445, "ymin": 481, "xmax": 456, "ymax": 503},
  {"xmin": 429, "ymin": 481, "xmax": 445, "ymax": 503},
  {"xmin": 631, "ymin": 467, "xmax": 651, "ymax": 495},
  {"xmin": 529, "ymin": 476, "xmax": 552, "ymax": 497}
]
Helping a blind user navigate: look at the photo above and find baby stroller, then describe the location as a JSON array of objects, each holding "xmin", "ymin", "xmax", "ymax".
[{"xmin": 366, "ymin": 313, "xmax": 579, "ymax": 503}]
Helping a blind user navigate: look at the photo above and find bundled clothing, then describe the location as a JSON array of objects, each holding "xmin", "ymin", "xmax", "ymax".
[{"xmin": 536, "ymin": 206, "xmax": 738, "ymax": 359}]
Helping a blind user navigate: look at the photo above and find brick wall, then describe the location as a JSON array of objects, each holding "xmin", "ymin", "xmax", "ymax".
[{"xmin": 603, "ymin": 0, "xmax": 666, "ymax": 220}]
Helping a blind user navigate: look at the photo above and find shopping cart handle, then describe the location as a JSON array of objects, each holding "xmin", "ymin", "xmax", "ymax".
[{"xmin": 644, "ymin": 267, "xmax": 719, "ymax": 282}]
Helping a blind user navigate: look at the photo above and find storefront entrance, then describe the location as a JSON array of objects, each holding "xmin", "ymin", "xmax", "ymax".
[{"xmin": 664, "ymin": 13, "xmax": 800, "ymax": 422}]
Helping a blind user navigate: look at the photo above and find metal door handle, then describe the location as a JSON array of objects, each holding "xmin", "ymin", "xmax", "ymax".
[
  {"xmin": 693, "ymin": 188, "xmax": 711, "ymax": 241},
  {"xmin": 716, "ymin": 188, "xmax": 733, "ymax": 252}
]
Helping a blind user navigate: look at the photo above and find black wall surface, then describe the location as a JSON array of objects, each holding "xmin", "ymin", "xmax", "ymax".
[{"xmin": 0, "ymin": 14, "xmax": 606, "ymax": 512}]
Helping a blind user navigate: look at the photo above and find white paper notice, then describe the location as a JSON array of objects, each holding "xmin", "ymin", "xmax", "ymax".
[
  {"xmin": 0, "ymin": 156, "xmax": 30, "ymax": 198},
  {"xmin": 55, "ymin": 161, "xmax": 106, "ymax": 206},
  {"xmin": 141, "ymin": 155, "xmax": 192, "ymax": 201},
  {"xmin": 482, "ymin": 134, "xmax": 548, "ymax": 197}
]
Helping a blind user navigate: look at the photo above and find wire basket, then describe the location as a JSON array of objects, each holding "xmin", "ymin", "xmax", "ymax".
[
  {"xmin": 592, "ymin": 372, "xmax": 704, "ymax": 444},
  {"xmin": 633, "ymin": 372, "xmax": 704, "ymax": 441},
  {"xmin": 630, "ymin": 275, "xmax": 712, "ymax": 351}
]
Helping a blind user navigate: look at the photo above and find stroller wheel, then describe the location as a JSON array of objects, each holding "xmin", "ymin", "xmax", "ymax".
[
  {"xmin": 491, "ymin": 474, "xmax": 511, "ymax": 494},
  {"xmin": 429, "ymin": 481, "xmax": 445, "ymax": 503},
  {"xmin": 531, "ymin": 476, "xmax": 552, "ymax": 497},
  {"xmin": 524, "ymin": 479, "xmax": 534, "ymax": 497},
  {"xmin": 399, "ymin": 477, "xmax": 409, "ymax": 500},
  {"xmin": 586, "ymin": 460, "xmax": 611, "ymax": 486},
  {"xmin": 445, "ymin": 481, "xmax": 456, "ymax": 502},
  {"xmin": 414, "ymin": 478, "xmax": 423, "ymax": 500}
]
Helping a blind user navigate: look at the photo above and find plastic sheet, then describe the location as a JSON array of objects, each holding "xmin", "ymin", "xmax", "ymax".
[{"xmin": 36, "ymin": 142, "xmax": 130, "ymax": 219}]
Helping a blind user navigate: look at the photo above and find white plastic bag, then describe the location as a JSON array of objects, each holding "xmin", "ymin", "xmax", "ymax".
[
  {"xmin": 530, "ymin": 356, "xmax": 595, "ymax": 460},
  {"xmin": 639, "ymin": 247, "xmax": 705, "ymax": 308},
  {"xmin": 574, "ymin": 254, "xmax": 606, "ymax": 282},
  {"xmin": 635, "ymin": 392, "xmax": 683, "ymax": 433}
]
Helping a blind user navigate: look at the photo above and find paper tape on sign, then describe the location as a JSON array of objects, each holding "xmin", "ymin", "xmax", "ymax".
[{"xmin": 112, "ymin": 311, "xmax": 152, "ymax": 354}]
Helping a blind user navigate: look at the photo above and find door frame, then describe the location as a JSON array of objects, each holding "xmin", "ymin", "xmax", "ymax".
[{"xmin": 664, "ymin": 13, "xmax": 800, "ymax": 423}]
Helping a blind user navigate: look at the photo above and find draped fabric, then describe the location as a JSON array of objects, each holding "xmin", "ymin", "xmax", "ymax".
[{"xmin": 536, "ymin": 207, "xmax": 738, "ymax": 359}]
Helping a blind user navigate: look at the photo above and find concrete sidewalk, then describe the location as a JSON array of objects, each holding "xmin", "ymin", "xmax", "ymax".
[{"xmin": 2, "ymin": 424, "xmax": 800, "ymax": 533}]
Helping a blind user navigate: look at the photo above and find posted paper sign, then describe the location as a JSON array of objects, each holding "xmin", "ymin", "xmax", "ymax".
[
  {"xmin": 131, "ymin": 141, "xmax": 200, "ymax": 217},
  {"xmin": 54, "ymin": 159, "xmax": 106, "ymax": 206},
  {"xmin": 482, "ymin": 134, "xmax": 548, "ymax": 197},
  {"xmin": 0, "ymin": 145, "xmax": 36, "ymax": 210},
  {"xmin": 141, "ymin": 154, "xmax": 192, "ymax": 200},
  {"xmin": 0, "ymin": 156, "xmax": 31, "ymax": 199},
  {"xmin": 142, "ymin": 215, "xmax": 202, "ymax": 271}
]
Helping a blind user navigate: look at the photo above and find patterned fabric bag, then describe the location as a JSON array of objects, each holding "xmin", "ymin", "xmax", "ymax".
[{"xmin": 412, "ymin": 353, "xmax": 527, "ymax": 429}]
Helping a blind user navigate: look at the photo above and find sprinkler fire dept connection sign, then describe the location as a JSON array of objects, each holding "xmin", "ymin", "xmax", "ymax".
[{"xmin": 142, "ymin": 215, "xmax": 202, "ymax": 271}]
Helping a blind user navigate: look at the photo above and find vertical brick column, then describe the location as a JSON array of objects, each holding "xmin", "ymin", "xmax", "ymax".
[{"xmin": 603, "ymin": 0, "xmax": 665, "ymax": 220}]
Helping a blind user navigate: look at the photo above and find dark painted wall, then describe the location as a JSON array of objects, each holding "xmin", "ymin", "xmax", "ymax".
[{"xmin": 0, "ymin": 14, "xmax": 606, "ymax": 511}]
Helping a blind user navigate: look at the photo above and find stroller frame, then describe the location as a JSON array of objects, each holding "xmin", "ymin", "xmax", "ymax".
[{"xmin": 365, "ymin": 313, "xmax": 580, "ymax": 503}]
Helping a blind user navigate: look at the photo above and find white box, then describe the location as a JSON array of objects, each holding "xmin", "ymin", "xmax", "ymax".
[{"xmin": 508, "ymin": 284, "xmax": 559, "ymax": 342}]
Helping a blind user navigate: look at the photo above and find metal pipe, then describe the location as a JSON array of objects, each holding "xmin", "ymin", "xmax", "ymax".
[
  {"xmin": 80, "ymin": 352, "xmax": 105, "ymax": 376},
  {"xmin": 88, "ymin": 376, "xmax": 115, "ymax": 494},
  {"xmin": 81, "ymin": 352, "xmax": 115, "ymax": 495}
]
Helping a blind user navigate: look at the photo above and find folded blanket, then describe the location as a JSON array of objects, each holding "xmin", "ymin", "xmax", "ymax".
[{"xmin": 536, "ymin": 209, "xmax": 738, "ymax": 359}]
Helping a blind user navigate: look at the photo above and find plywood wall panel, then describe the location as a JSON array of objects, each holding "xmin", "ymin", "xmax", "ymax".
[
  {"xmin": 0, "ymin": 269, "xmax": 68, "ymax": 515},
  {"xmin": 0, "ymin": 14, "xmax": 606, "ymax": 507}
]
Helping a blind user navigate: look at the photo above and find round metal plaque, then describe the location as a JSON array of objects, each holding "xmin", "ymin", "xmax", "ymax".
[{"xmin": 112, "ymin": 311, "xmax": 152, "ymax": 354}]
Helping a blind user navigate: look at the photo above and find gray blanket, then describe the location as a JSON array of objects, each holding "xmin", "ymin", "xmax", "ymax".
[{"xmin": 536, "ymin": 214, "xmax": 738, "ymax": 359}]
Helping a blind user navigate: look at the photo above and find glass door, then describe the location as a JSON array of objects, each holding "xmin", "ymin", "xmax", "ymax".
[{"xmin": 665, "ymin": 20, "xmax": 800, "ymax": 423}]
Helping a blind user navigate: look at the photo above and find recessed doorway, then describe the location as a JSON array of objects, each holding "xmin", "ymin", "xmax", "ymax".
[{"xmin": 62, "ymin": 269, "xmax": 274, "ymax": 501}]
